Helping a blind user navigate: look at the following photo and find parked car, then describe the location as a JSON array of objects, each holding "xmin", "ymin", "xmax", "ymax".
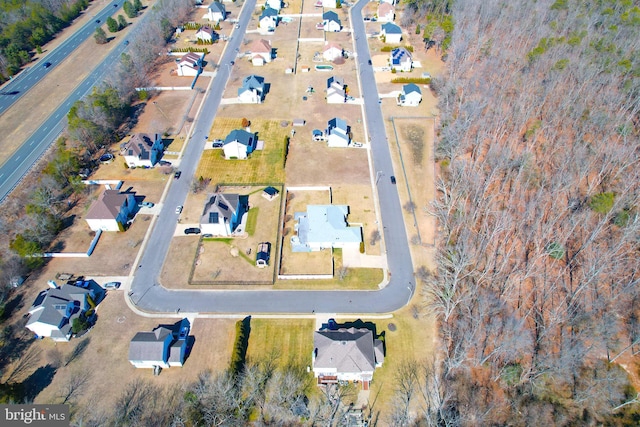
[
  {"xmin": 184, "ymin": 227, "xmax": 201, "ymax": 235},
  {"xmin": 175, "ymin": 205, "xmax": 183, "ymax": 214},
  {"xmin": 104, "ymin": 281, "xmax": 121, "ymax": 290},
  {"xmin": 202, "ymin": 234, "xmax": 213, "ymax": 238},
  {"xmin": 174, "ymin": 171, "xmax": 182, "ymax": 179},
  {"xmin": 124, "ymin": 40, "xmax": 129, "ymax": 46},
  {"xmin": 139, "ymin": 201, "xmax": 154, "ymax": 208},
  {"xmin": 159, "ymin": 160, "xmax": 171, "ymax": 166},
  {"xmin": 212, "ymin": 140, "xmax": 224, "ymax": 148},
  {"xmin": 390, "ymin": 176, "xmax": 396, "ymax": 184}
]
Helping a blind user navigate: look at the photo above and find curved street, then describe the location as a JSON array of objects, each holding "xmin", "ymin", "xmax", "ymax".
[{"xmin": 128, "ymin": 0, "xmax": 416, "ymax": 315}]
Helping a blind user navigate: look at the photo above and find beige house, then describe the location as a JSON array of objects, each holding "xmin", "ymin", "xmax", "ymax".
[
  {"xmin": 249, "ymin": 39, "xmax": 273, "ymax": 66},
  {"xmin": 322, "ymin": 42, "xmax": 343, "ymax": 62},
  {"xmin": 85, "ymin": 190, "xmax": 136, "ymax": 232}
]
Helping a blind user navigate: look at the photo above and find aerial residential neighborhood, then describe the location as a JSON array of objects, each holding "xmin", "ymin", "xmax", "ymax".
[{"xmin": 1, "ymin": 0, "xmax": 630, "ymax": 424}]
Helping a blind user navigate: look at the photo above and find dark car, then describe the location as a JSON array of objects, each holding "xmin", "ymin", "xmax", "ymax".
[
  {"xmin": 43, "ymin": 62, "xmax": 51, "ymax": 68},
  {"xmin": 184, "ymin": 227, "xmax": 201, "ymax": 235},
  {"xmin": 124, "ymin": 40, "xmax": 129, "ymax": 46},
  {"xmin": 174, "ymin": 171, "xmax": 181, "ymax": 179},
  {"xmin": 114, "ymin": 3, "xmax": 118, "ymax": 7},
  {"xmin": 390, "ymin": 176, "xmax": 396, "ymax": 184},
  {"xmin": 368, "ymin": 59, "xmax": 372, "ymax": 65},
  {"xmin": 159, "ymin": 160, "xmax": 172, "ymax": 166},
  {"xmin": 95, "ymin": 19, "xmax": 100, "ymax": 23}
]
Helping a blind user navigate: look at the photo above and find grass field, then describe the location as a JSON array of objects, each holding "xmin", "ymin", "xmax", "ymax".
[
  {"xmin": 197, "ymin": 118, "xmax": 287, "ymax": 184},
  {"xmin": 245, "ymin": 319, "xmax": 315, "ymax": 368}
]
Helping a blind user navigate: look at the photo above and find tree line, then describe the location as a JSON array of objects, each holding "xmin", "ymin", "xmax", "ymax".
[{"xmin": 416, "ymin": 0, "xmax": 640, "ymax": 425}]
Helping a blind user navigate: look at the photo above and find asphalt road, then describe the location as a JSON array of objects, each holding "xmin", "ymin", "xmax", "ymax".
[
  {"xmin": 0, "ymin": 3, "xmax": 133, "ymax": 202},
  {"xmin": 129, "ymin": 0, "xmax": 416, "ymax": 314}
]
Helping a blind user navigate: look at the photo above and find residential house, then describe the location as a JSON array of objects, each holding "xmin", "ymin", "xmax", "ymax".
[
  {"xmin": 122, "ymin": 133, "xmax": 163, "ymax": 168},
  {"xmin": 206, "ymin": 1, "xmax": 226, "ymax": 22},
  {"xmin": 397, "ymin": 83, "xmax": 422, "ymax": 106},
  {"xmin": 321, "ymin": 0, "xmax": 337, "ymax": 8},
  {"xmin": 249, "ymin": 39, "xmax": 273, "ymax": 66},
  {"xmin": 237, "ymin": 74, "xmax": 266, "ymax": 104},
  {"xmin": 325, "ymin": 117, "xmax": 350, "ymax": 147},
  {"xmin": 312, "ymin": 326, "xmax": 384, "ymax": 388},
  {"xmin": 223, "ymin": 128, "xmax": 257, "ymax": 159},
  {"xmin": 377, "ymin": 2, "xmax": 395, "ymax": 22},
  {"xmin": 326, "ymin": 76, "xmax": 347, "ymax": 104},
  {"xmin": 291, "ymin": 205, "xmax": 362, "ymax": 252},
  {"xmin": 265, "ymin": 0, "xmax": 282, "ymax": 10},
  {"xmin": 85, "ymin": 189, "xmax": 137, "ymax": 232},
  {"xmin": 200, "ymin": 193, "xmax": 248, "ymax": 236},
  {"xmin": 322, "ymin": 42, "xmax": 343, "ymax": 62},
  {"xmin": 379, "ymin": 0, "xmax": 396, "ymax": 5},
  {"xmin": 381, "ymin": 22, "xmax": 402, "ymax": 43},
  {"xmin": 256, "ymin": 242, "xmax": 271, "ymax": 268},
  {"xmin": 322, "ymin": 11, "xmax": 341, "ymax": 32},
  {"xmin": 26, "ymin": 283, "xmax": 104, "ymax": 342},
  {"xmin": 196, "ymin": 26, "xmax": 216, "ymax": 43},
  {"xmin": 177, "ymin": 52, "xmax": 204, "ymax": 76},
  {"xmin": 390, "ymin": 46, "xmax": 412, "ymax": 72},
  {"xmin": 129, "ymin": 319, "xmax": 191, "ymax": 369},
  {"xmin": 259, "ymin": 7, "xmax": 278, "ymax": 32}
]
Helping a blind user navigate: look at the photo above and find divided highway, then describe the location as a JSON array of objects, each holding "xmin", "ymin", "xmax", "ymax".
[{"xmin": 128, "ymin": 0, "xmax": 416, "ymax": 314}]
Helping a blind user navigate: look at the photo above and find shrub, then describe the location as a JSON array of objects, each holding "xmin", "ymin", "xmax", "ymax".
[
  {"xmin": 381, "ymin": 45, "xmax": 414, "ymax": 52},
  {"xmin": 359, "ymin": 241, "xmax": 365, "ymax": 253},
  {"xmin": 546, "ymin": 242, "xmax": 565, "ymax": 260},
  {"xmin": 390, "ymin": 77, "xmax": 431, "ymax": 84},
  {"xmin": 229, "ymin": 317, "xmax": 251, "ymax": 375},
  {"xmin": 589, "ymin": 192, "xmax": 615, "ymax": 214}
]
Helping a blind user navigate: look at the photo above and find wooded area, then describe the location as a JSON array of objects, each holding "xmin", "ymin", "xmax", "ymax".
[{"xmin": 419, "ymin": 0, "xmax": 640, "ymax": 424}]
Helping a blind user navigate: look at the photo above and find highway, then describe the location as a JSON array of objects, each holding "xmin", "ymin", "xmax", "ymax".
[
  {"xmin": 0, "ymin": 2, "xmax": 133, "ymax": 202},
  {"xmin": 128, "ymin": 0, "xmax": 416, "ymax": 314}
]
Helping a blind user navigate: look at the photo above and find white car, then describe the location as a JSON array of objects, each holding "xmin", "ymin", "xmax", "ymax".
[
  {"xmin": 104, "ymin": 281, "xmax": 121, "ymax": 290},
  {"xmin": 175, "ymin": 205, "xmax": 183, "ymax": 214}
]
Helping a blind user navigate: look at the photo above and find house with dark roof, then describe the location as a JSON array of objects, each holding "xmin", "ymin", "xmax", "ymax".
[
  {"xmin": 200, "ymin": 193, "xmax": 249, "ymax": 236},
  {"xmin": 206, "ymin": 1, "xmax": 226, "ymax": 22},
  {"xmin": 259, "ymin": 7, "xmax": 278, "ymax": 32},
  {"xmin": 26, "ymin": 283, "xmax": 104, "ymax": 342},
  {"xmin": 381, "ymin": 22, "xmax": 402, "ymax": 44},
  {"xmin": 129, "ymin": 319, "xmax": 190, "ymax": 369},
  {"xmin": 223, "ymin": 129, "xmax": 257, "ymax": 159},
  {"xmin": 262, "ymin": 186, "xmax": 280, "ymax": 201},
  {"xmin": 291, "ymin": 204, "xmax": 362, "ymax": 252},
  {"xmin": 177, "ymin": 52, "xmax": 205, "ymax": 77},
  {"xmin": 325, "ymin": 117, "xmax": 351, "ymax": 147},
  {"xmin": 312, "ymin": 327, "xmax": 384, "ymax": 388},
  {"xmin": 322, "ymin": 11, "xmax": 341, "ymax": 32},
  {"xmin": 390, "ymin": 46, "xmax": 412, "ymax": 72},
  {"xmin": 397, "ymin": 83, "xmax": 422, "ymax": 106},
  {"xmin": 85, "ymin": 189, "xmax": 137, "ymax": 232},
  {"xmin": 122, "ymin": 133, "xmax": 164, "ymax": 168},
  {"xmin": 256, "ymin": 242, "xmax": 271, "ymax": 267},
  {"xmin": 238, "ymin": 74, "xmax": 266, "ymax": 104}
]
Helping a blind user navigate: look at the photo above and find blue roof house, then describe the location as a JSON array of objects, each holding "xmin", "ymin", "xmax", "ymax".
[
  {"xmin": 291, "ymin": 205, "xmax": 362, "ymax": 252},
  {"xmin": 223, "ymin": 129, "xmax": 257, "ymax": 159},
  {"xmin": 238, "ymin": 74, "xmax": 266, "ymax": 104},
  {"xmin": 381, "ymin": 22, "xmax": 402, "ymax": 44},
  {"xmin": 325, "ymin": 117, "xmax": 351, "ymax": 147},
  {"xmin": 322, "ymin": 11, "xmax": 341, "ymax": 32},
  {"xmin": 259, "ymin": 7, "xmax": 278, "ymax": 32},
  {"xmin": 397, "ymin": 83, "xmax": 422, "ymax": 106}
]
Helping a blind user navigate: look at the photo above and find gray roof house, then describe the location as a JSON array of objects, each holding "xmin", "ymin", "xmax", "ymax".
[
  {"xmin": 129, "ymin": 318, "xmax": 190, "ymax": 369},
  {"xmin": 207, "ymin": 1, "xmax": 226, "ymax": 22},
  {"xmin": 85, "ymin": 189, "xmax": 137, "ymax": 232},
  {"xmin": 312, "ymin": 327, "xmax": 384, "ymax": 388},
  {"xmin": 223, "ymin": 128, "xmax": 257, "ymax": 159},
  {"xmin": 381, "ymin": 22, "xmax": 402, "ymax": 43},
  {"xmin": 325, "ymin": 117, "xmax": 351, "ymax": 147},
  {"xmin": 326, "ymin": 76, "xmax": 346, "ymax": 104},
  {"xmin": 200, "ymin": 193, "xmax": 249, "ymax": 236},
  {"xmin": 291, "ymin": 205, "xmax": 362, "ymax": 252},
  {"xmin": 322, "ymin": 11, "xmax": 341, "ymax": 32},
  {"xmin": 26, "ymin": 283, "xmax": 104, "ymax": 342},
  {"xmin": 122, "ymin": 133, "xmax": 163, "ymax": 168},
  {"xmin": 397, "ymin": 83, "xmax": 422, "ymax": 106},
  {"xmin": 259, "ymin": 7, "xmax": 278, "ymax": 32},
  {"xmin": 238, "ymin": 74, "xmax": 266, "ymax": 104}
]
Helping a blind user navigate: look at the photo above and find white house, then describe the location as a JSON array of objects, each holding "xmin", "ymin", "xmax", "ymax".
[
  {"xmin": 122, "ymin": 133, "xmax": 163, "ymax": 168},
  {"xmin": 26, "ymin": 283, "xmax": 104, "ymax": 342},
  {"xmin": 200, "ymin": 193, "xmax": 248, "ymax": 236},
  {"xmin": 259, "ymin": 7, "xmax": 278, "ymax": 32},
  {"xmin": 321, "ymin": 0, "xmax": 337, "ymax": 7},
  {"xmin": 397, "ymin": 83, "xmax": 422, "ymax": 106},
  {"xmin": 379, "ymin": 0, "xmax": 396, "ymax": 5},
  {"xmin": 377, "ymin": 2, "xmax": 395, "ymax": 22},
  {"xmin": 291, "ymin": 204, "xmax": 362, "ymax": 252},
  {"xmin": 323, "ymin": 42, "xmax": 343, "ymax": 62},
  {"xmin": 390, "ymin": 46, "xmax": 412, "ymax": 72},
  {"xmin": 325, "ymin": 117, "xmax": 350, "ymax": 147},
  {"xmin": 85, "ymin": 189, "xmax": 137, "ymax": 232},
  {"xmin": 248, "ymin": 39, "xmax": 273, "ymax": 66},
  {"xmin": 322, "ymin": 11, "xmax": 341, "ymax": 32},
  {"xmin": 326, "ymin": 76, "xmax": 347, "ymax": 104},
  {"xmin": 176, "ymin": 52, "xmax": 204, "ymax": 76},
  {"xmin": 237, "ymin": 74, "xmax": 266, "ymax": 104},
  {"xmin": 265, "ymin": 0, "xmax": 282, "ymax": 10},
  {"xmin": 381, "ymin": 22, "xmax": 402, "ymax": 44},
  {"xmin": 206, "ymin": 1, "xmax": 226, "ymax": 22},
  {"xmin": 313, "ymin": 326, "xmax": 384, "ymax": 389},
  {"xmin": 223, "ymin": 128, "xmax": 257, "ymax": 159},
  {"xmin": 195, "ymin": 26, "xmax": 216, "ymax": 43},
  {"xmin": 129, "ymin": 319, "xmax": 190, "ymax": 369}
]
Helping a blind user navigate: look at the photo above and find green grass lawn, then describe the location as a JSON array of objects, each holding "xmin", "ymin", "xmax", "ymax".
[
  {"xmin": 245, "ymin": 318, "xmax": 315, "ymax": 368},
  {"xmin": 197, "ymin": 118, "xmax": 287, "ymax": 184},
  {"xmin": 246, "ymin": 207, "xmax": 259, "ymax": 236}
]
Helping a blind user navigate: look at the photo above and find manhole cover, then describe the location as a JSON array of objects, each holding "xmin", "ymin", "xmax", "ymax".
[
  {"xmin": 280, "ymin": 120, "xmax": 289, "ymax": 127},
  {"xmin": 388, "ymin": 323, "xmax": 397, "ymax": 331}
]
